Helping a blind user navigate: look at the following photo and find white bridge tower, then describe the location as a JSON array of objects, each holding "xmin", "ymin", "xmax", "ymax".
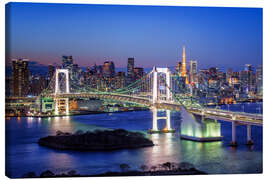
[
  {"xmin": 150, "ymin": 67, "xmax": 174, "ymax": 133},
  {"xmin": 54, "ymin": 69, "xmax": 70, "ymax": 115}
]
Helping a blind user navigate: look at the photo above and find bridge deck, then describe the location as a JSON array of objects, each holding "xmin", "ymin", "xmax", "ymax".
[
  {"xmin": 188, "ymin": 108, "xmax": 263, "ymax": 126},
  {"xmin": 15, "ymin": 93, "xmax": 262, "ymax": 126}
]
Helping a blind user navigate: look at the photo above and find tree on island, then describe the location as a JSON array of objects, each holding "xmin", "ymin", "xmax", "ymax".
[
  {"xmin": 75, "ymin": 130, "xmax": 84, "ymax": 135},
  {"xmin": 162, "ymin": 162, "xmax": 172, "ymax": 171},
  {"xmin": 120, "ymin": 163, "xmax": 130, "ymax": 172},
  {"xmin": 150, "ymin": 166, "xmax": 157, "ymax": 172},
  {"xmin": 140, "ymin": 165, "xmax": 148, "ymax": 172}
]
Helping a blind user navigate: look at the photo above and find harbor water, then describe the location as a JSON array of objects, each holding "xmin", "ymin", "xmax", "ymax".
[{"xmin": 5, "ymin": 102, "xmax": 262, "ymax": 178}]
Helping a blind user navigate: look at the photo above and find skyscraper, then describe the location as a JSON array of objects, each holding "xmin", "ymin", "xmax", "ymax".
[
  {"xmin": 72, "ymin": 64, "xmax": 80, "ymax": 79},
  {"xmin": 12, "ymin": 59, "xmax": 29, "ymax": 97},
  {"xmin": 190, "ymin": 61, "xmax": 197, "ymax": 74},
  {"xmin": 226, "ymin": 68, "xmax": 233, "ymax": 83},
  {"xmin": 134, "ymin": 67, "xmax": 144, "ymax": 80},
  {"xmin": 245, "ymin": 64, "xmax": 252, "ymax": 71},
  {"xmin": 175, "ymin": 62, "xmax": 182, "ymax": 75},
  {"xmin": 190, "ymin": 60, "xmax": 197, "ymax": 83},
  {"xmin": 5, "ymin": 76, "xmax": 12, "ymax": 97},
  {"xmin": 127, "ymin": 57, "xmax": 135, "ymax": 84},
  {"xmin": 243, "ymin": 64, "xmax": 255, "ymax": 92},
  {"xmin": 115, "ymin": 71, "xmax": 126, "ymax": 89},
  {"xmin": 256, "ymin": 65, "xmax": 263, "ymax": 95},
  {"xmin": 48, "ymin": 64, "xmax": 55, "ymax": 80},
  {"xmin": 181, "ymin": 46, "xmax": 189, "ymax": 84},
  {"xmin": 62, "ymin": 56, "xmax": 73, "ymax": 68},
  {"xmin": 103, "ymin": 61, "xmax": 115, "ymax": 78}
]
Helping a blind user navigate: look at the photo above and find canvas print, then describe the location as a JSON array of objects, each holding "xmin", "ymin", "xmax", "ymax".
[{"xmin": 5, "ymin": 2, "xmax": 263, "ymax": 178}]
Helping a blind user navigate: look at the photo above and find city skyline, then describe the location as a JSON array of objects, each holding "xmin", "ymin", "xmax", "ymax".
[{"xmin": 6, "ymin": 3, "xmax": 262, "ymax": 69}]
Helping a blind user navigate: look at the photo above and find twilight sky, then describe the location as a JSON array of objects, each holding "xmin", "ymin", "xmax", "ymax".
[{"xmin": 6, "ymin": 2, "xmax": 262, "ymax": 70}]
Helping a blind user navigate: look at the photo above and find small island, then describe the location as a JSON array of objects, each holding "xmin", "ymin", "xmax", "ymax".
[{"xmin": 38, "ymin": 129, "xmax": 154, "ymax": 151}]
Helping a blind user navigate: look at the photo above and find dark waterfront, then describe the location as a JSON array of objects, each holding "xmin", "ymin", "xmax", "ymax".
[{"xmin": 6, "ymin": 102, "xmax": 262, "ymax": 178}]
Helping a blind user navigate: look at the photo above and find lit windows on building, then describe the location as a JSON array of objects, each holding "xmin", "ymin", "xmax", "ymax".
[{"xmin": 12, "ymin": 58, "xmax": 29, "ymax": 97}]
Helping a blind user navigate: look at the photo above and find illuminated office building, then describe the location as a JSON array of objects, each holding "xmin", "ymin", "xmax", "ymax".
[
  {"xmin": 127, "ymin": 57, "xmax": 135, "ymax": 84},
  {"xmin": 12, "ymin": 58, "xmax": 29, "ymax": 97},
  {"xmin": 190, "ymin": 60, "xmax": 197, "ymax": 83},
  {"xmin": 103, "ymin": 61, "xmax": 115, "ymax": 78}
]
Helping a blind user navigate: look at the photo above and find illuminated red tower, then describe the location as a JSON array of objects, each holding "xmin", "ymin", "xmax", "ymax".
[{"xmin": 181, "ymin": 46, "xmax": 189, "ymax": 84}]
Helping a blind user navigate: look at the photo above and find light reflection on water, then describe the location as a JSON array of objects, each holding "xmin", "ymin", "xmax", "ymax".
[{"xmin": 6, "ymin": 103, "xmax": 262, "ymax": 178}]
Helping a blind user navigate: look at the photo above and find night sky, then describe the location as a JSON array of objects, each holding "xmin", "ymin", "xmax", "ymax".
[{"xmin": 6, "ymin": 2, "xmax": 262, "ymax": 71}]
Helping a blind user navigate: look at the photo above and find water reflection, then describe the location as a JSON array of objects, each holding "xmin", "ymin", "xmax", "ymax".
[
  {"xmin": 6, "ymin": 106, "xmax": 262, "ymax": 177},
  {"xmin": 24, "ymin": 116, "xmax": 73, "ymax": 135},
  {"xmin": 38, "ymin": 117, "xmax": 41, "ymax": 124},
  {"xmin": 181, "ymin": 140, "xmax": 222, "ymax": 152},
  {"xmin": 164, "ymin": 133, "xmax": 173, "ymax": 155},
  {"xmin": 146, "ymin": 132, "xmax": 182, "ymax": 167},
  {"xmin": 27, "ymin": 117, "xmax": 33, "ymax": 124},
  {"xmin": 47, "ymin": 116, "xmax": 73, "ymax": 134},
  {"xmin": 46, "ymin": 152, "xmax": 74, "ymax": 172},
  {"xmin": 17, "ymin": 116, "xmax": 21, "ymax": 123}
]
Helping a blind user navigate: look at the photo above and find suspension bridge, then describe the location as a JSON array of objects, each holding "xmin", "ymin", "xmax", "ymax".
[{"xmin": 7, "ymin": 67, "xmax": 263, "ymax": 145}]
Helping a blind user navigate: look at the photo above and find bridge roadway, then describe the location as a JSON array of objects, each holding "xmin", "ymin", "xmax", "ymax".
[
  {"xmin": 187, "ymin": 107, "xmax": 263, "ymax": 126},
  {"xmin": 6, "ymin": 97, "xmax": 37, "ymax": 101},
  {"xmin": 46, "ymin": 93, "xmax": 182, "ymax": 111},
  {"xmin": 48, "ymin": 93, "xmax": 263, "ymax": 125},
  {"xmin": 8, "ymin": 93, "xmax": 262, "ymax": 126}
]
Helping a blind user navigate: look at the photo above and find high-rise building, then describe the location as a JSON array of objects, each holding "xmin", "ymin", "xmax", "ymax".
[
  {"xmin": 218, "ymin": 71, "xmax": 226, "ymax": 84},
  {"xmin": 190, "ymin": 61, "xmax": 197, "ymax": 74},
  {"xmin": 12, "ymin": 58, "xmax": 29, "ymax": 97},
  {"xmin": 72, "ymin": 64, "xmax": 80, "ymax": 79},
  {"xmin": 240, "ymin": 70, "xmax": 249, "ymax": 90},
  {"xmin": 256, "ymin": 65, "xmax": 263, "ymax": 95},
  {"xmin": 48, "ymin": 64, "xmax": 55, "ymax": 80},
  {"xmin": 127, "ymin": 57, "xmax": 135, "ymax": 84},
  {"xmin": 245, "ymin": 64, "xmax": 252, "ymax": 71},
  {"xmin": 90, "ymin": 63, "xmax": 98, "ymax": 75},
  {"xmin": 29, "ymin": 75, "xmax": 47, "ymax": 96},
  {"xmin": 226, "ymin": 68, "xmax": 233, "ymax": 83},
  {"xmin": 62, "ymin": 55, "xmax": 74, "ymax": 80},
  {"xmin": 62, "ymin": 55, "xmax": 73, "ymax": 69},
  {"xmin": 175, "ymin": 62, "xmax": 182, "ymax": 75},
  {"xmin": 190, "ymin": 60, "xmax": 197, "ymax": 83},
  {"xmin": 181, "ymin": 46, "xmax": 189, "ymax": 84},
  {"xmin": 5, "ymin": 76, "xmax": 12, "ymax": 97},
  {"xmin": 115, "ymin": 72, "xmax": 126, "ymax": 89},
  {"xmin": 134, "ymin": 67, "xmax": 144, "ymax": 80},
  {"xmin": 97, "ymin": 65, "xmax": 103, "ymax": 75},
  {"xmin": 240, "ymin": 64, "xmax": 255, "ymax": 93},
  {"xmin": 103, "ymin": 61, "xmax": 115, "ymax": 78}
]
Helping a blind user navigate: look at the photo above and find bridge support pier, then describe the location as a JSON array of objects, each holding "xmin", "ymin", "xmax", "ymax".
[
  {"xmin": 152, "ymin": 108, "xmax": 158, "ymax": 131},
  {"xmin": 148, "ymin": 108, "xmax": 175, "ymax": 134},
  {"xmin": 55, "ymin": 98, "xmax": 59, "ymax": 115},
  {"xmin": 201, "ymin": 110, "xmax": 205, "ymax": 122},
  {"xmin": 246, "ymin": 125, "xmax": 254, "ymax": 145},
  {"xmin": 166, "ymin": 110, "xmax": 171, "ymax": 130},
  {"xmin": 54, "ymin": 98, "xmax": 69, "ymax": 116},
  {"xmin": 66, "ymin": 98, "xmax": 69, "ymax": 115},
  {"xmin": 230, "ymin": 120, "xmax": 238, "ymax": 146}
]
